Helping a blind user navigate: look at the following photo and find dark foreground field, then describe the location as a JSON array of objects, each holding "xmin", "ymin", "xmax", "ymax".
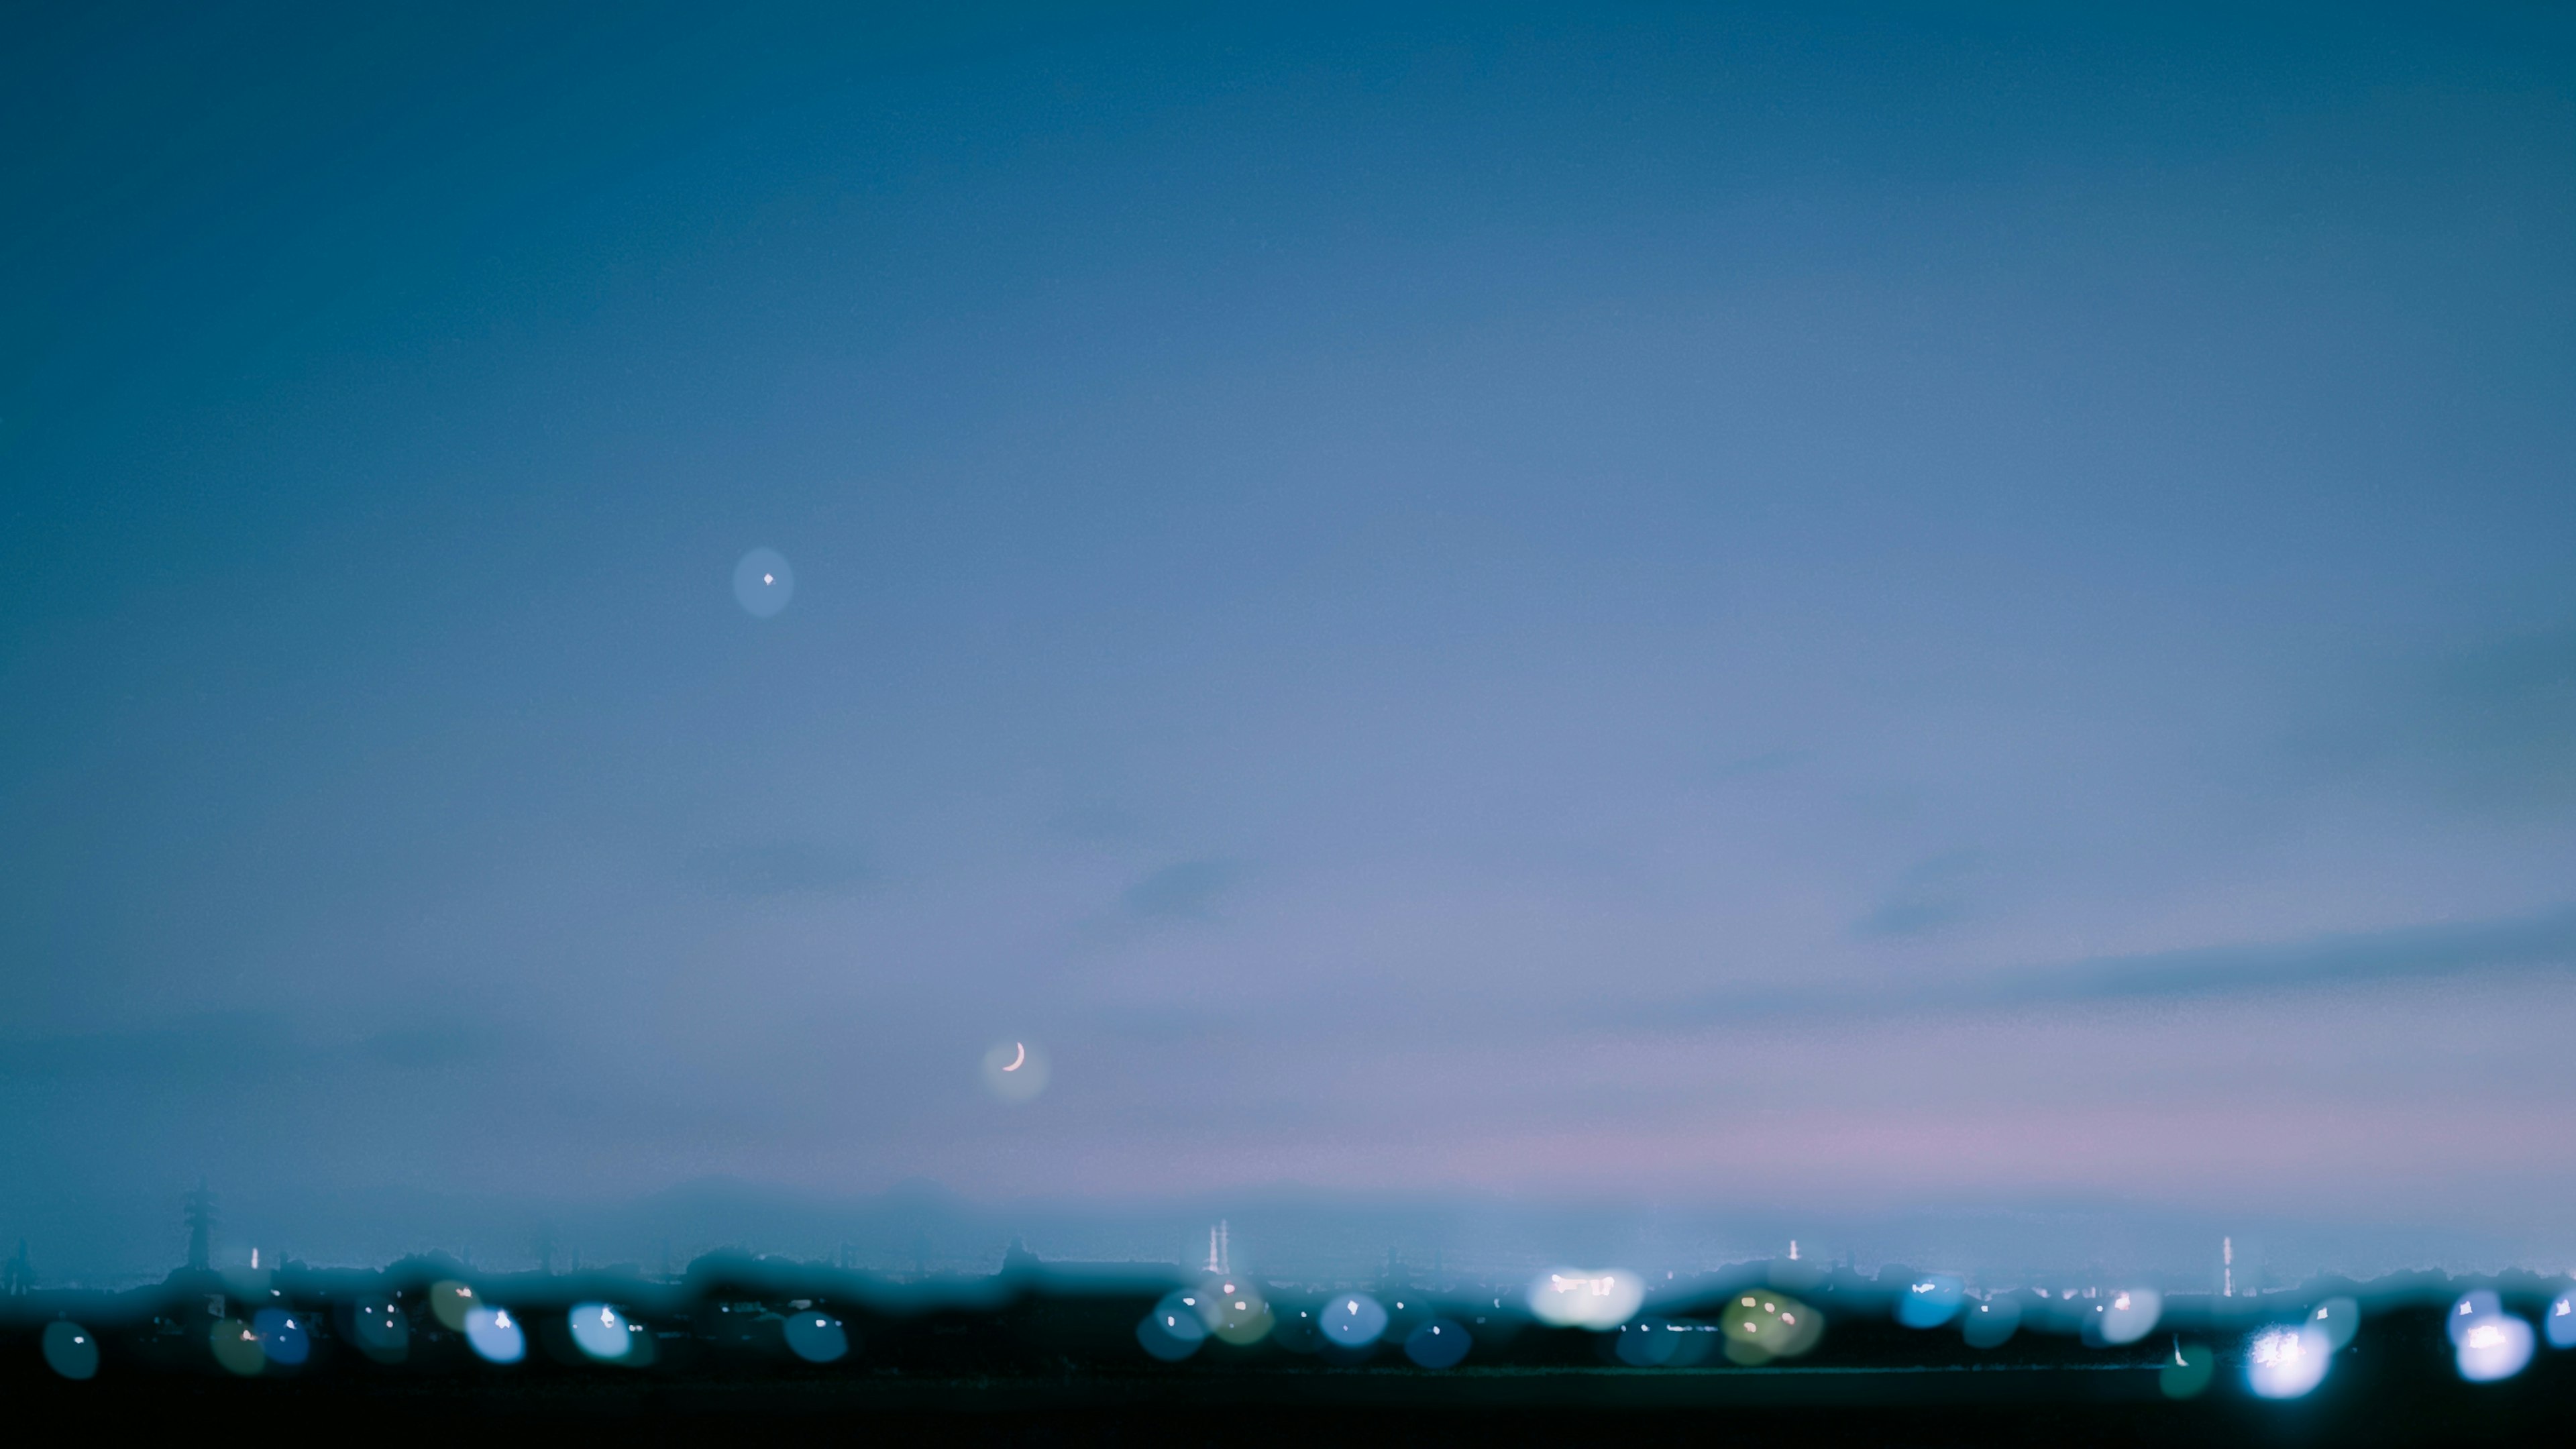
[{"xmin": 6, "ymin": 1257, "xmax": 2570, "ymax": 1445}]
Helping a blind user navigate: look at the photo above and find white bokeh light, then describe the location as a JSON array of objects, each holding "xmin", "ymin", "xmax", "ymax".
[
  {"xmin": 2245, "ymin": 1322, "xmax": 2332, "ymax": 1399},
  {"xmin": 1320, "ymin": 1292, "xmax": 1390, "ymax": 1348},
  {"xmin": 1527, "ymin": 1269, "xmax": 1644, "ymax": 1329},
  {"xmin": 2297, "ymin": 1295, "xmax": 2359, "ymax": 1353},
  {"xmin": 2452, "ymin": 1293, "xmax": 2534, "ymax": 1383},
  {"xmin": 2094, "ymin": 1288, "xmax": 2161, "ymax": 1346},
  {"xmin": 2546, "ymin": 1291, "xmax": 2576, "ymax": 1350},
  {"xmin": 569, "ymin": 1303, "xmax": 631, "ymax": 1362},
  {"xmin": 1896, "ymin": 1275, "xmax": 1964, "ymax": 1329},
  {"xmin": 464, "ymin": 1304, "xmax": 527, "ymax": 1364},
  {"xmin": 733, "ymin": 547, "xmax": 794, "ymax": 618}
]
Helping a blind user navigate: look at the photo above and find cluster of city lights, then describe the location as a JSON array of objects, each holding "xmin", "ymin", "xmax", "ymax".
[
  {"xmin": 1135, "ymin": 1280, "xmax": 1485, "ymax": 1368},
  {"xmin": 30, "ymin": 1275, "xmax": 857, "ymax": 1379},
  {"xmin": 26, "ymin": 1269, "xmax": 2576, "ymax": 1396}
]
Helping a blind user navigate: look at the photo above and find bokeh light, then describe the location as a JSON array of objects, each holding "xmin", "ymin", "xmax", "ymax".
[
  {"xmin": 1721, "ymin": 1291, "xmax": 1823, "ymax": 1364},
  {"xmin": 1527, "ymin": 1269, "xmax": 1643, "ymax": 1330},
  {"xmin": 464, "ymin": 1304, "xmax": 527, "ymax": 1364},
  {"xmin": 2451, "ymin": 1294, "xmax": 2534, "ymax": 1383},
  {"xmin": 570, "ymin": 1302, "xmax": 633, "ymax": 1363},
  {"xmin": 2448, "ymin": 1290, "xmax": 2502, "ymax": 1344},
  {"xmin": 1961, "ymin": 1295, "xmax": 2019, "ymax": 1348},
  {"xmin": 1138, "ymin": 1290, "xmax": 1211, "ymax": 1361},
  {"xmin": 2308, "ymin": 1295, "xmax": 2360, "ymax": 1352},
  {"xmin": 1196, "ymin": 1278, "xmax": 1274, "ymax": 1346},
  {"xmin": 2245, "ymin": 1323, "xmax": 2331, "ymax": 1399},
  {"xmin": 2160, "ymin": 1340, "xmax": 2214, "ymax": 1399},
  {"xmin": 2546, "ymin": 1291, "xmax": 2576, "ymax": 1350},
  {"xmin": 1320, "ymin": 1293, "xmax": 1390, "ymax": 1348},
  {"xmin": 733, "ymin": 547, "xmax": 794, "ymax": 618},
  {"xmin": 2090, "ymin": 1288, "xmax": 2161, "ymax": 1346},
  {"xmin": 251, "ymin": 1306, "xmax": 310, "ymax": 1366},
  {"xmin": 784, "ymin": 1310, "xmax": 849, "ymax": 1364},
  {"xmin": 1403, "ymin": 1318, "xmax": 1471, "ymax": 1368},
  {"xmin": 1895, "ymin": 1275, "xmax": 1964, "ymax": 1329},
  {"xmin": 209, "ymin": 1318, "xmax": 265, "ymax": 1377},
  {"xmin": 40, "ymin": 1321, "xmax": 99, "ymax": 1381},
  {"xmin": 429, "ymin": 1279, "xmax": 478, "ymax": 1332},
  {"xmin": 352, "ymin": 1301, "xmax": 409, "ymax": 1364},
  {"xmin": 981, "ymin": 1040, "xmax": 1049, "ymax": 1104}
]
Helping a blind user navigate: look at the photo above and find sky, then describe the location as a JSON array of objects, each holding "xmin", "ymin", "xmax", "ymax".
[{"xmin": 4, "ymin": 3, "xmax": 2574, "ymax": 1281}]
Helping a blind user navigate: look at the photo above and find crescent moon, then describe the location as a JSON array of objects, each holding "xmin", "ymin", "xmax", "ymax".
[{"xmin": 1003, "ymin": 1042, "xmax": 1026, "ymax": 1072}]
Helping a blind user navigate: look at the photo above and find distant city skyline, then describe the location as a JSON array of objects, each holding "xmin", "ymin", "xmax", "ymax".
[{"xmin": 5, "ymin": 1172, "xmax": 2564, "ymax": 1293}]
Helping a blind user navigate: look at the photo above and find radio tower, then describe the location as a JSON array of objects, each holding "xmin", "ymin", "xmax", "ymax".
[
  {"xmin": 184, "ymin": 1181, "xmax": 217, "ymax": 1272},
  {"xmin": 1205, "ymin": 1220, "xmax": 1230, "ymax": 1277}
]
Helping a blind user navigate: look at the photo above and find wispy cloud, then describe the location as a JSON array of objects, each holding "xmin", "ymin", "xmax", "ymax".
[
  {"xmin": 2289, "ymin": 627, "xmax": 2576, "ymax": 817},
  {"xmin": 1852, "ymin": 849, "xmax": 1982, "ymax": 938},
  {"xmin": 2002, "ymin": 908, "xmax": 2576, "ymax": 1003},
  {"xmin": 1646, "ymin": 906, "xmax": 2576, "ymax": 1026},
  {"xmin": 1120, "ymin": 859, "xmax": 1239, "ymax": 920}
]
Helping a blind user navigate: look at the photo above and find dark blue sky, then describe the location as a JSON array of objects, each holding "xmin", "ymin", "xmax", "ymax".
[{"xmin": 5, "ymin": 3, "xmax": 2573, "ymax": 1277}]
